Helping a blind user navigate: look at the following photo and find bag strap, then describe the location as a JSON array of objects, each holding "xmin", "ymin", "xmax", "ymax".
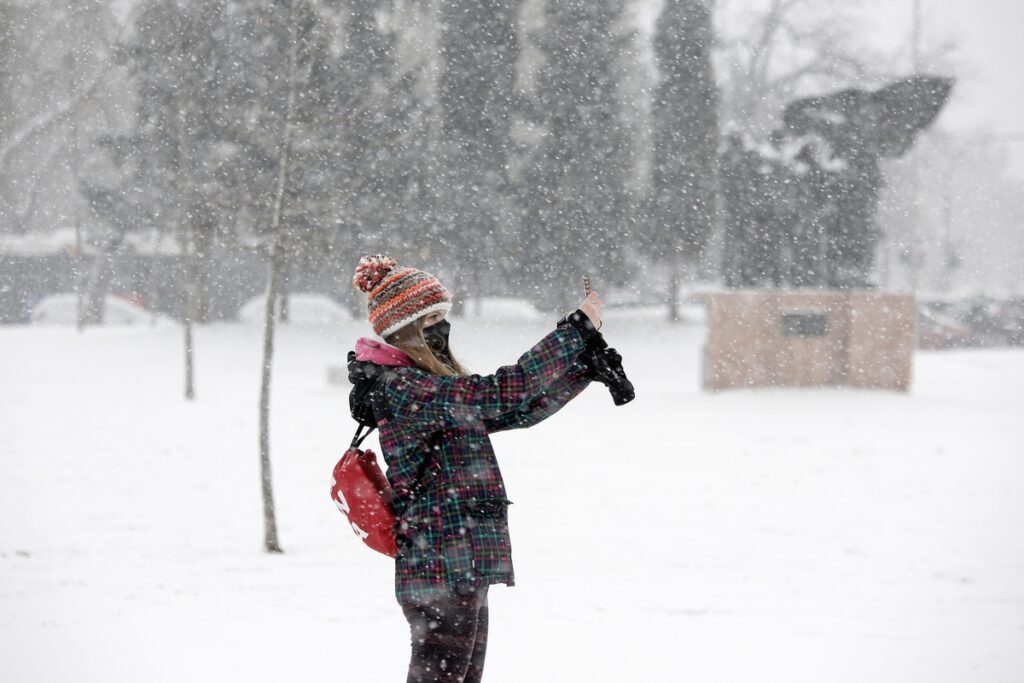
[
  {"xmin": 350, "ymin": 422, "xmax": 376, "ymax": 449},
  {"xmin": 350, "ymin": 422, "xmax": 445, "ymax": 502}
]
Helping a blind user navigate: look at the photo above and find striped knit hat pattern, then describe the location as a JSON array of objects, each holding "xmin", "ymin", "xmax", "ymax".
[{"xmin": 352, "ymin": 254, "xmax": 452, "ymax": 338}]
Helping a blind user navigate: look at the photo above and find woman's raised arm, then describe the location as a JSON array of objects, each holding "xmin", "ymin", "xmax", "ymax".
[{"xmin": 383, "ymin": 311, "xmax": 599, "ymax": 430}]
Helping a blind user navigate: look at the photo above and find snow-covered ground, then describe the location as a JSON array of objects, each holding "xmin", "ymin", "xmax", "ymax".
[{"xmin": 1, "ymin": 314, "xmax": 1022, "ymax": 682}]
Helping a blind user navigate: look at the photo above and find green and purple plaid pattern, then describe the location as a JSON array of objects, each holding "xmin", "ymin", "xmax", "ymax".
[{"xmin": 376, "ymin": 322, "xmax": 592, "ymax": 603}]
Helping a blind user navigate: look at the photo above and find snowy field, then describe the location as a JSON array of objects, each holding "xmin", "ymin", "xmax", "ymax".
[{"xmin": 1, "ymin": 312, "xmax": 1022, "ymax": 682}]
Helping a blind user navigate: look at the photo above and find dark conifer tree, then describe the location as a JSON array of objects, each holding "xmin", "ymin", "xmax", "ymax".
[
  {"xmin": 438, "ymin": 0, "xmax": 520, "ymax": 304},
  {"xmin": 330, "ymin": 0, "xmax": 439, "ymax": 288},
  {"xmin": 652, "ymin": 0, "xmax": 719, "ymax": 318},
  {"xmin": 522, "ymin": 0, "xmax": 632, "ymax": 312},
  {"xmin": 331, "ymin": 0, "xmax": 394, "ymax": 261}
]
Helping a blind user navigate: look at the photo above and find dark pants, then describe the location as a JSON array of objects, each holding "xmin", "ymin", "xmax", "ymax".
[{"xmin": 401, "ymin": 585, "xmax": 489, "ymax": 683}]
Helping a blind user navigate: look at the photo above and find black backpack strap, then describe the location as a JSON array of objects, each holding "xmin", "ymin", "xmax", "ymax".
[
  {"xmin": 348, "ymin": 424, "xmax": 445, "ymax": 495},
  {"xmin": 350, "ymin": 422, "xmax": 376, "ymax": 449},
  {"xmin": 348, "ymin": 352, "xmax": 388, "ymax": 428},
  {"xmin": 345, "ymin": 426, "xmax": 446, "ymax": 519}
]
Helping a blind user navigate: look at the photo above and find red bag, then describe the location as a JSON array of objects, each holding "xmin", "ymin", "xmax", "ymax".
[{"xmin": 331, "ymin": 425, "xmax": 399, "ymax": 557}]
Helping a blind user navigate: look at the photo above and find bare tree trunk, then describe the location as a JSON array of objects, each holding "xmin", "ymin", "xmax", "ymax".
[
  {"xmin": 148, "ymin": 229, "xmax": 163, "ymax": 326},
  {"xmin": 259, "ymin": 232, "xmax": 285, "ymax": 554},
  {"xmin": 258, "ymin": 0, "xmax": 300, "ymax": 554},
  {"xmin": 193, "ymin": 220, "xmax": 212, "ymax": 324},
  {"xmin": 279, "ymin": 259, "xmax": 290, "ymax": 324},
  {"xmin": 68, "ymin": 95, "xmax": 87, "ymax": 332},
  {"xmin": 667, "ymin": 256, "xmax": 680, "ymax": 323},
  {"xmin": 81, "ymin": 234, "xmax": 120, "ymax": 325},
  {"xmin": 177, "ymin": 102, "xmax": 196, "ymax": 401},
  {"xmin": 182, "ymin": 234, "xmax": 196, "ymax": 401},
  {"xmin": 472, "ymin": 264, "xmax": 482, "ymax": 318},
  {"xmin": 74, "ymin": 228, "xmax": 87, "ymax": 332},
  {"xmin": 279, "ymin": 293, "xmax": 289, "ymax": 324}
]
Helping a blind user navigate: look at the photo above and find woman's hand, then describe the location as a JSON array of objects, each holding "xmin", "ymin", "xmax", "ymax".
[{"xmin": 579, "ymin": 291, "xmax": 604, "ymax": 330}]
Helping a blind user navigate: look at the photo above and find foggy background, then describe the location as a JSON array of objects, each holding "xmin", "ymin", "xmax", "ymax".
[{"xmin": 2, "ymin": 0, "xmax": 1022, "ymax": 325}]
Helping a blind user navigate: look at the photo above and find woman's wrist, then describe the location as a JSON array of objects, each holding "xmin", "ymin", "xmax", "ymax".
[{"xmin": 562, "ymin": 308, "xmax": 600, "ymax": 344}]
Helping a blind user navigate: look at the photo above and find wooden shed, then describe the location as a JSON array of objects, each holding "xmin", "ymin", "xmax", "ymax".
[{"xmin": 701, "ymin": 290, "xmax": 915, "ymax": 391}]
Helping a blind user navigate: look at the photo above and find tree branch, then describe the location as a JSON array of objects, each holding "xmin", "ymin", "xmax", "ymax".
[{"xmin": 0, "ymin": 70, "xmax": 106, "ymax": 171}]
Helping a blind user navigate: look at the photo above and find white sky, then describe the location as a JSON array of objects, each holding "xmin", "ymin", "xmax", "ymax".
[{"xmin": 836, "ymin": 0, "xmax": 1024, "ymax": 178}]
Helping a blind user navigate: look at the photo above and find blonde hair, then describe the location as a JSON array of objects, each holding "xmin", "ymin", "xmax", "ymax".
[{"xmin": 385, "ymin": 316, "xmax": 470, "ymax": 377}]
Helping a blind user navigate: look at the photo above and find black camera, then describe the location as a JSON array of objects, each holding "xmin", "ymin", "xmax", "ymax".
[{"xmin": 581, "ymin": 332, "xmax": 635, "ymax": 406}]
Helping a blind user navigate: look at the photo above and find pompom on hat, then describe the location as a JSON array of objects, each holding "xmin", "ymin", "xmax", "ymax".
[{"xmin": 353, "ymin": 254, "xmax": 452, "ymax": 338}]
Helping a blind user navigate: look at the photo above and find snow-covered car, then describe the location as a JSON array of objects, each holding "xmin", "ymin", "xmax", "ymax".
[
  {"xmin": 960, "ymin": 297, "xmax": 1024, "ymax": 347},
  {"xmin": 920, "ymin": 296, "xmax": 1024, "ymax": 348},
  {"xmin": 30, "ymin": 293, "xmax": 158, "ymax": 326},
  {"xmin": 237, "ymin": 293, "xmax": 352, "ymax": 326},
  {"xmin": 916, "ymin": 306, "xmax": 972, "ymax": 350}
]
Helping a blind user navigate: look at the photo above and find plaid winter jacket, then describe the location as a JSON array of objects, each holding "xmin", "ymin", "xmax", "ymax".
[{"xmin": 365, "ymin": 317, "xmax": 596, "ymax": 604}]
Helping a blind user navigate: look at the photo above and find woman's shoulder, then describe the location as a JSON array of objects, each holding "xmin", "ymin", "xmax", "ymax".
[{"xmin": 378, "ymin": 364, "xmax": 441, "ymax": 397}]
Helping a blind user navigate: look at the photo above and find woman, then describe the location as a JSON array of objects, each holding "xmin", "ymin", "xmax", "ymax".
[{"xmin": 348, "ymin": 254, "xmax": 604, "ymax": 682}]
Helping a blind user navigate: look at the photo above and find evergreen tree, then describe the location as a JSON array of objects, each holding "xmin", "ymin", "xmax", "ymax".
[
  {"xmin": 329, "ymin": 0, "xmax": 441, "ymax": 294},
  {"xmin": 331, "ymin": 0, "xmax": 393, "ymax": 266},
  {"xmin": 652, "ymin": 0, "xmax": 719, "ymax": 317},
  {"xmin": 521, "ymin": 0, "xmax": 632, "ymax": 312},
  {"xmin": 437, "ymin": 0, "xmax": 520, "ymax": 303}
]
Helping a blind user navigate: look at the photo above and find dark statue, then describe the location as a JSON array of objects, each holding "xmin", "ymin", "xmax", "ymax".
[{"xmin": 720, "ymin": 75, "xmax": 954, "ymax": 289}]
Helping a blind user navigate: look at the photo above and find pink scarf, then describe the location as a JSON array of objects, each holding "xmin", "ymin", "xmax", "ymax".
[{"xmin": 354, "ymin": 337, "xmax": 415, "ymax": 367}]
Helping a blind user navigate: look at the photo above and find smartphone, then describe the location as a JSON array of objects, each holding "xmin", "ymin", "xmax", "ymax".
[{"xmin": 583, "ymin": 275, "xmax": 592, "ymax": 298}]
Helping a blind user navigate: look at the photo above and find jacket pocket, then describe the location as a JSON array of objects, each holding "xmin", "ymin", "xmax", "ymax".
[{"xmin": 457, "ymin": 499, "xmax": 513, "ymax": 579}]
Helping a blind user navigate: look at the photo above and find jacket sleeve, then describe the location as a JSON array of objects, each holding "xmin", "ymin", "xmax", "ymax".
[
  {"xmin": 382, "ymin": 320, "xmax": 590, "ymax": 431},
  {"xmin": 483, "ymin": 360, "xmax": 592, "ymax": 433}
]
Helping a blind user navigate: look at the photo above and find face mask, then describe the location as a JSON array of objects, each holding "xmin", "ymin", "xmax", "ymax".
[{"xmin": 423, "ymin": 318, "xmax": 451, "ymax": 356}]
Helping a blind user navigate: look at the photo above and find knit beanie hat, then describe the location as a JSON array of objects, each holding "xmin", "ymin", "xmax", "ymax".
[{"xmin": 352, "ymin": 254, "xmax": 452, "ymax": 338}]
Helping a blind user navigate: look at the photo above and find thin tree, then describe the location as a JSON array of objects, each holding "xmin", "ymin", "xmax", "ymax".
[
  {"xmin": 173, "ymin": 12, "xmax": 195, "ymax": 399},
  {"xmin": 178, "ymin": 99, "xmax": 196, "ymax": 400},
  {"xmin": 258, "ymin": 0, "xmax": 303, "ymax": 555},
  {"xmin": 171, "ymin": 3, "xmax": 222, "ymax": 400}
]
